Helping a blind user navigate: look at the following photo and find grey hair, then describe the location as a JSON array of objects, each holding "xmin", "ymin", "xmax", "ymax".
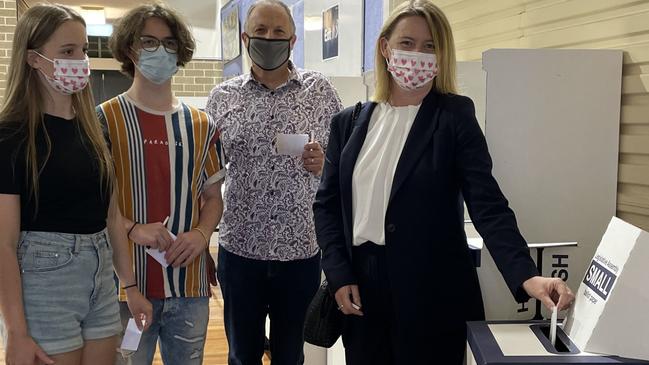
[{"xmin": 245, "ymin": 0, "xmax": 296, "ymax": 35}]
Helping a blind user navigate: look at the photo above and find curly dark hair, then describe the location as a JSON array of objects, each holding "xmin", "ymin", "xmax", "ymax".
[{"xmin": 109, "ymin": 2, "xmax": 195, "ymax": 78}]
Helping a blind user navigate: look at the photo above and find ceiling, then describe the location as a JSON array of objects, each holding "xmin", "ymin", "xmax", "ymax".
[{"xmin": 26, "ymin": 0, "xmax": 218, "ymax": 28}]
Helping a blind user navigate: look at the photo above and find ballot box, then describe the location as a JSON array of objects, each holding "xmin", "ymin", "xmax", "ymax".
[
  {"xmin": 564, "ymin": 217, "xmax": 649, "ymax": 360},
  {"xmin": 466, "ymin": 321, "xmax": 649, "ymax": 365}
]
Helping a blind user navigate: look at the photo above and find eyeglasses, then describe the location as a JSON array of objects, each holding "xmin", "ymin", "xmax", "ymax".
[{"xmin": 139, "ymin": 36, "xmax": 179, "ymax": 54}]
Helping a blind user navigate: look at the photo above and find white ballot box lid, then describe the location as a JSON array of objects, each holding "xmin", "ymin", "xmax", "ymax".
[{"xmin": 467, "ymin": 321, "xmax": 649, "ymax": 365}]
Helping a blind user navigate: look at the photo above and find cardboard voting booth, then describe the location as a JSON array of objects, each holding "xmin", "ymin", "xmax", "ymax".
[
  {"xmin": 467, "ymin": 217, "xmax": 649, "ymax": 364},
  {"xmin": 564, "ymin": 217, "xmax": 649, "ymax": 360}
]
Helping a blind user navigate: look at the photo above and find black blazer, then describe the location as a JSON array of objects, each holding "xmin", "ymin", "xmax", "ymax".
[{"xmin": 314, "ymin": 90, "xmax": 539, "ymax": 329}]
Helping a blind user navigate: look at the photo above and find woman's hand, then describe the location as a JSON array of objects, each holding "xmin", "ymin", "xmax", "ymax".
[
  {"xmin": 523, "ymin": 276, "xmax": 575, "ymax": 311},
  {"xmin": 335, "ymin": 284, "xmax": 363, "ymax": 316},
  {"xmin": 5, "ymin": 332, "xmax": 53, "ymax": 365},
  {"xmin": 125, "ymin": 288, "xmax": 153, "ymax": 331}
]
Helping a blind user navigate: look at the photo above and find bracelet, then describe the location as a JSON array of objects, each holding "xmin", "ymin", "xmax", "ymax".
[
  {"xmin": 192, "ymin": 227, "xmax": 209, "ymax": 247},
  {"xmin": 122, "ymin": 283, "xmax": 138, "ymax": 290},
  {"xmin": 127, "ymin": 221, "xmax": 138, "ymax": 239}
]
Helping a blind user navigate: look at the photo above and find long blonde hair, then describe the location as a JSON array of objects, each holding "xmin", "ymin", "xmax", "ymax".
[
  {"xmin": 372, "ymin": 0, "xmax": 457, "ymax": 102},
  {"xmin": 0, "ymin": 4, "xmax": 113, "ymax": 209}
]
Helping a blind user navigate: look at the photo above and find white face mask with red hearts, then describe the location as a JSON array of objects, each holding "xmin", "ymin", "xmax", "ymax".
[
  {"xmin": 386, "ymin": 48, "xmax": 438, "ymax": 90},
  {"xmin": 34, "ymin": 51, "xmax": 90, "ymax": 95}
]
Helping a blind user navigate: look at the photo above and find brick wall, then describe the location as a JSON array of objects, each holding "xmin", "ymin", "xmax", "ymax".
[
  {"xmin": 0, "ymin": 1, "xmax": 16, "ymax": 101},
  {"xmin": 172, "ymin": 59, "xmax": 223, "ymax": 97},
  {"xmin": 5, "ymin": 1, "xmax": 221, "ymax": 99}
]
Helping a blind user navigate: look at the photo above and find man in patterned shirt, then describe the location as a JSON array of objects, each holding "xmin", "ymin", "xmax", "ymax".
[
  {"xmin": 97, "ymin": 3, "xmax": 224, "ymax": 364},
  {"xmin": 206, "ymin": 0, "xmax": 342, "ymax": 363}
]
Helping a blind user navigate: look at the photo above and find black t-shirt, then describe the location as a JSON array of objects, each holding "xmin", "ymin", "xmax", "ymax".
[{"xmin": 0, "ymin": 114, "xmax": 110, "ymax": 233}]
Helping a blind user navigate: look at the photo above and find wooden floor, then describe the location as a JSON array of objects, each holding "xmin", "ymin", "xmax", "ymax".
[
  {"xmin": 0, "ymin": 293, "xmax": 270, "ymax": 365},
  {"xmin": 151, "ymin": 292, "xmax": 271, "ymax": 365}
]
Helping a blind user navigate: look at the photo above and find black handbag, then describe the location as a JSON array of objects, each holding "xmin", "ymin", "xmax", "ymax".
[{"xmin": 303, "ymin": 280, "xmax": 343, "ymax": 348}]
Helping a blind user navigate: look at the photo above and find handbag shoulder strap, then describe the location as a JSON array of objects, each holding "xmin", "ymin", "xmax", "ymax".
[{"xmin": 342, "ymin": 101, "xmax": 363, "ymax": 143}]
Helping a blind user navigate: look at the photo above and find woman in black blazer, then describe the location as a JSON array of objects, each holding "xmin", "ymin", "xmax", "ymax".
[{"xmin": 313, "ymin": 1, "xmax": 574, "ymax": 364}]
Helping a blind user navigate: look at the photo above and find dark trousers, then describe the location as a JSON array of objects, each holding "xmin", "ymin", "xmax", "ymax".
[
  {"xmin": 217, "ymin": 247, "xmax": 320, "ymax": 365},
  {"xmin": 342, "ymin": 243, "xmax": 398, "ymax": 365},
  {"xmin": 342, "ymin": 243, "xmax": 466, "ymax": 365}
]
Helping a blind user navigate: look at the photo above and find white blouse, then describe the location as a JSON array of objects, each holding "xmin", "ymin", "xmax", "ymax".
[{"xmin": 352, "ymin": 102, "xmax": 421, "ymax": 246}]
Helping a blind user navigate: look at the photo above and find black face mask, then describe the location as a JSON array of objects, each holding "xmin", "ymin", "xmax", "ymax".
[{"xmin": 246, "ymin": 36, "xmax": 291, "ymax": 71}]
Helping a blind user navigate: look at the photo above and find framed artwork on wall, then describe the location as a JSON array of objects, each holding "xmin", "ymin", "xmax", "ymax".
[{"xmin": 221, "ymin": 3, "xmax": 240, "ymax": 62}]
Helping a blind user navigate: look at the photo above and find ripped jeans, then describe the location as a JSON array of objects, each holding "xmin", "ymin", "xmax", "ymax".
[{"xmin": 116, "ymin": 297, "xmax": 209, "ymax": 365}]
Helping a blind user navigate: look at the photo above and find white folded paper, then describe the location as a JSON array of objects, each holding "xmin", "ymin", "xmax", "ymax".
[
  {"xmin": 120, "ymin": 318, "xmax": 143, "ymax": 351},
  {"xmin": 145, "ymin": 230, "xmax": 176, "ymax": 268},
  {"xmin": 275, "ymin": 133, "xmax": 308, "ymax": 156}
]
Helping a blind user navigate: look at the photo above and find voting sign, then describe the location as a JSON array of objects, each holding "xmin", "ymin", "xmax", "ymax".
[{"xmin": 564, "ymin": 217, "xmax": 649, "ymax": 361}]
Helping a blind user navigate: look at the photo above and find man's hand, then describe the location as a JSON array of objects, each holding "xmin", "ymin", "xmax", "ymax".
[
  {"xmin": 130, "ymin": 222, "xmax": 174, "ymax": 251},
  {"xmin": 302, "ymin": 142, "xmax": 324, "ymax": 176},
  {"xmin": 164, "ymin": 230, "xmax": 208, "ymax": 268}
]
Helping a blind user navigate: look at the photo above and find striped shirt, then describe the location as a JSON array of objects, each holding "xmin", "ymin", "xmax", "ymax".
[{"xmin": 97, "ymin": 94, "xmax": 224, "ymax": 300}]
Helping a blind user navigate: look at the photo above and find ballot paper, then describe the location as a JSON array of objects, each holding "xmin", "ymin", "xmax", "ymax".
[
  {"xmin": 120, "ymin": 318, "xmax": 143, "ymax": 351},
  {"xmin": 145, "ymin": 230, "xmax": 176, "ymax": 268},
  {"xmin": 550, "ymin": 306, "xmax": 558, "ymax": 347},
  {"xmin": 146, "ymin": 248, "xmax": 169, "ymax": 268},
  {"xmin": 275, "ymin": 133, "xmax": 309, "ymax": 156}
]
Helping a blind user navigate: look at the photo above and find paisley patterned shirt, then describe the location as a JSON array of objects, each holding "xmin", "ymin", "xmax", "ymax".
[{"xmin": 206, "ymin": 64, "xmax": 342, "ymax": 261}]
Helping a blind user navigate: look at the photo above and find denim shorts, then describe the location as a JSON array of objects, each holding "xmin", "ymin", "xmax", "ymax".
[{"xmin": 0, "ymin": 229, "xmax": 122, "ymax": 355}]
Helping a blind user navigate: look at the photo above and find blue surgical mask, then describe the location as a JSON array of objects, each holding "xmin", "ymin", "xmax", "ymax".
[{"xmin": 135, "ymin": 48, "xmax": 178, "ymax": 84}]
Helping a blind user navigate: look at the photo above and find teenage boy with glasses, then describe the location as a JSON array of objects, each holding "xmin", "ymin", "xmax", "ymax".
[{"xmin": 97, "ymin": 3, "xmax": 225, "ymax": 364}]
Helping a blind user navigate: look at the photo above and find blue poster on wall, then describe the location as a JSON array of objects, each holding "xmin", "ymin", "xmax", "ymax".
[{"xmin": 322, "ymin": 4, "xmax": 339, "ymax": 60}]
